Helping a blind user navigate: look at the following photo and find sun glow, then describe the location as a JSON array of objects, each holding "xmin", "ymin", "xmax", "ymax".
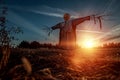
[
  {"xmin": 77, "ymin": 32, "xmax": 102, "ymax": 48},
  {"xmin": 77, "ymin": 35, "xmax": 98, "ymax": 48},
  {"xmin": 82, "ymin": 40, "xmax": 95, "ymax": 48}
]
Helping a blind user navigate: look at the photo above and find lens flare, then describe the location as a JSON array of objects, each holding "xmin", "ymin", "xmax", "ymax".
[{"xmin": 83, "ymin": 40, "xmax": 95, "ymax": 48}]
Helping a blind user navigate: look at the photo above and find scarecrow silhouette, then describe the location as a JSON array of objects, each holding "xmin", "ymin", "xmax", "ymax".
[{"xmin": 51, "ymin": 13, "xmax": 91, "ymax": 49}]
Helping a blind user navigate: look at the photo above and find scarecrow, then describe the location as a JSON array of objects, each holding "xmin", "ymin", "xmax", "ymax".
[{"xmin": 51, "ymin": 13, "xmax": 91, "ymax": 49}]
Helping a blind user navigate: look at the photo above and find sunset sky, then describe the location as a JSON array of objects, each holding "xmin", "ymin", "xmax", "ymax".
[{"xmin": 0, "ymin": 0, "xmax": 120, "ymax": 46}]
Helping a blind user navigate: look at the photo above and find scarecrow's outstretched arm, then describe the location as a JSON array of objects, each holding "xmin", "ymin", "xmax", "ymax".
[
  {"xmin": 51, "ymin": 23, "xmax": 61, "ymax": 30},
  {"xmin": 73, "ymin": 16, "xmax": 90, "ymax": 26}
]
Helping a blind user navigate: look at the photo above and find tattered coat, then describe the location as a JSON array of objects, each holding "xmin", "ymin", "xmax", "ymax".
[{"xmin": 52, "ymin": 16, "xmax": 90, "ymax": 48}]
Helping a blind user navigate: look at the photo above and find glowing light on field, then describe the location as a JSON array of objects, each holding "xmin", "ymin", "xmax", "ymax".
[
  {"xmin": 70, "ymin": 49, "xmax": 97, "ymax": 68},
  {"xmin": 77, "ymin": 33, "xmax": 101, "ymax": 49},
  {"xmin": 82, "ymin": 40, "xmax": 95, "ymax": 48},
  {"xmin": 77, "ymin": 35, "xmax": 98, "ymax": 48}
]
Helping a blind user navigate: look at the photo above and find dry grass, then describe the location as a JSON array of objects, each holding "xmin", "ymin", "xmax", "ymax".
[
  {"xmin": 0, "ymin": 46, "xmax": 11, "ymax": 70},
  {"xmin": 0, "ymin": 48, "xmax": 120, "ymax": 80}
]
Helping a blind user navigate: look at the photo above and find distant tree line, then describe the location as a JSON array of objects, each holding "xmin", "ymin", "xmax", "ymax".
[
  {"xmin": 17, "ymin": 41, "xmax": 59, "ymax": 49},
  {"xmin": 103, "ymin": 42, "xmax": 120, "ymax": 48},
  {"xmin": 17, "ymin": 41, "xmax": 120, "ymax": 49}
]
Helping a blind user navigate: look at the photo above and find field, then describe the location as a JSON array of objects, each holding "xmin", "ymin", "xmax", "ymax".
[{"xmin": 0, "ymin": 48, "xmax": 120, "ymax": 80}]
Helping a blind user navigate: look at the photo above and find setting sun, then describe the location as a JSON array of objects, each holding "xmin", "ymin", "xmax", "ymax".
[
  {"xmin": 77, "ymin": 35, "xmax": 98, "ymax": 48},
  {"xmin": 83, "ymin": 40, "xmax": 94, "ymax": 48}
]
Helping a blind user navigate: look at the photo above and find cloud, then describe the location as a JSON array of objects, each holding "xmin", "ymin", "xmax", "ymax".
[
  {"xmin": 104, "ymin": 35, "xmax": 120, "ymax": 41},
  {"xmin": 7, "ymin": 11, "xmax": 57, "ymax": 41},
  {"xmin": 31, "ymin": 10, "xmax": 79, "ymax": 18},
  {"xmin": 32, "ymin": 10, "xmax": 63, "ymax": 18},
  {"xmin": 43, "ymin": 5, "xmax": 67, "ymax": 13},
  {"xmin": 6, "ymin": 5, "xmax": 88, "ymax": 18},
  {"xmin": 95, "ymin": 23, "xmax": 120, "ymax": 41},
  {"xmin": 42, "ymin": 5, "xmax": 79, "ymax": 15},
  {"xmin": 29, "ymin": 5, "xmax": 80, "ymax": 18},
  {"xmin": 77, "ymin": 30, "xmax": 104, "ymax": 34},
  {"xmin": 101, "ymin": 23, "xmax": 120, "ymax": 41}
]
